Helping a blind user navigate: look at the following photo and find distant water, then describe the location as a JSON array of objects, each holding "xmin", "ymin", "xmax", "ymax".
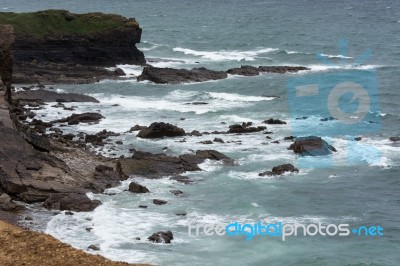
[{"xmin": 2, "ymin": 0, "xmax": 400, "ymax": 265}]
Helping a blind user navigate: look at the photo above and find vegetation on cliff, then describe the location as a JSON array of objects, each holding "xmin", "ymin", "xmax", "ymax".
[{"xmin": 0, "ymin": 9, "xmax": 140, "ymax": 38}]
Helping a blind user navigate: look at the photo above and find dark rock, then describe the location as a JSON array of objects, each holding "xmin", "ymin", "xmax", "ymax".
[
  {"xmin": 258, "ymin": 66, "xmax": 310, "ymax": 73},
  {"xmin": 129, "ymin": 124, "xmax": 146, "ymax": 131},
  {"xmin": 184, "ymin": 102, "xmax": 208, "ymax": 105},
  {"xmin": 25, "ymin": 132, "xmax": 52, "ymax": 152},
  {"xmin": 266, "ymin": 136, "xmax": 272, "ymax": 140},
  {"xmin": 148, "ymin": 231, "xmax": 173, "ymax": 244},
  {"xmin": 289, "ymin": 136, "xmax": 337, "ymax": 156},
  {"xmin": 227, "ymin": 65, "xmax": 260, "ymax": 76},
  {"xmin": 62, "ymin": 133, "xmax": 75, "ymax": 141},
  {"xmin": 296, "ymin": 116, "xmax": 308, "ymax": 120},
  {"xmin": 188, "ymin": 130, "xmax": 202, "ymax": 137},
  {"xmin": 176, "ymin": 212, "xmax": 187, "ymax": 216},
  {"xmin": 320, "ymin": 116, "xmax": 337, "ymax": 121},
  {"xmin": 24, "ymin": 216, "xmax": 33, "ymax": 221},
  {"xmin": 354, "ymin": 137, "xmax": 362, "ymax": 141},
  {"xmin": 213, "ymin": 138, "xmax": 225, "ymax": 143},
  {"xmin": 271, "ymin": 140, "xmax": 280, "ymax": 144},
  {"xmin": 170, "ymin": 190, "xmax": 184, "ymax": 196},
  {"xmin": 284, "ymin": 136, "xmax": 295, "ymax": 141},
  {"xmin": 13, "ymin": 89, "xmax": 99, "ymax": 103},
  {"xmin": 85, "ymin": 130, "xmax": 119, "ymax": 145},
  {"xmin": 55, "ymin": 112, "xmax": 104, "ymax": 125},
  {"xmin": 263, "ymin": 118, "xmax": 286, "ymax": 125},
  {"xmin": 389, "ymin": 137, "xmax": 400, "ymax": 142},
  {"xmin": 117, "ymin": 150, "xmax": 233, "ymax": 179},
  {"xmin": 138, "ymin": 205, "xmax": 148, "ymax": 209},
  {"xmin": 228, "ymin": 124, "xmax": 266, "ymax": 134},
  {"xmin": 88, "ymin": 245, "xmax": 100, "ymax": 251},
  {"xmin": 153, "ymin": 199, "xmax": 167, "ymax": 205},
  {"xmin": 137, "ymin": 66, "xmax": 228, "ymax": 84},
  {"xmin": 65, "ymin": 211, "xmax": 74, "ymax": 215},
  {"xmin": 137, "ymin": 122, "xmax": 185, "ymax": 138},
  {"xmin": 43, "ymin": 193, "xmax": 101, "ymax": 212},
  {"xmin": 114, "ymin": 68, "xmax": 126, "ymax": 76},
  {"xmin": 115, "ymin": 140, "xmax": 123, "ymax": 145},
  {"xmin": 259, "ymin": 164, "xmax": 299, "ymax": 176},
  {"xmin": 128, "ymin": 182, "xmax": 149, "ymax": 193},
  {"xmin": 199, "ymin": 140, "xmax": 213, "ymax": 144}
]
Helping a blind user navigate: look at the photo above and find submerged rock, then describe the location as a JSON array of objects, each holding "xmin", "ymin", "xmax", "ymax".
[
  {"xmin": 289, "ymin": 136, "xmax": 337, "ymax": 156},
  {"xmin": 153, "ymin": 199, "xmax": 168, "ymax": 205}
]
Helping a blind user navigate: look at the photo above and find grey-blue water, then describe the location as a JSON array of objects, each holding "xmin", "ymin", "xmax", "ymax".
[{"xmin": 2, "ymin": 0, "xmax": 400, "ymax": 265}]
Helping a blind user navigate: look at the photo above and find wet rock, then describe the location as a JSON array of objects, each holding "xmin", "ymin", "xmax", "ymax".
[
  {"xmin": 24, "ymin": 216, "xmax": 33, "ymax": 221},
  {"xmin": 25, "ymin": 132, "xmax": 52, "ymax": 152},
  {"xmin": 227, "ymin": 65, "xmax": 260, "ymax": 76},
  {"xmin": 55, "ymin": 112, "xmax": 104, "ymax": 125},
  {"xmin": 354, "ymin": 137, "xmax": 362, "ymax": 141},
  {"xmin": 137, "ymin": 122, "xmax": 185, "ymax": 138},
  {"xmin": 199, "ymin": 140, "xmax": 213, "ymax": 144},
  {"xmin": 289, "ymin": 136, "xmax": 337, "ymax": 156},
  {"xmin": 176, "ymin": 212, "xmax": 187, "ymax": 216},
  {"xmin": 213, "ymin": 138, "xmax": 224, "ymax": 143},
  {"xmin": 117, "ymin": 150, "xmax": 233, "ymax": 179},
  {"xmin": 258, "ymin": 66, "xmax": 310, "ymax": 73},
  {"xmin": 263, "ymin": 118, "xmax": 286, "ymax": 125},
  {"xmin": 138, "ymin": 205, "xmax": 148, "ymax": 208},
  {"xmin": 137, "ymin": 66, "xmax": 228, "ymax": 84},
  {"xmin": 153, "ymin": 199, "xmax": 167, "ymax": 205},
  {"xmin": 188, "ymin": 130, "xmax": 202, "ymax": 137},
  {"xmin": 228, "ymin": 123, "xmax": 266, "ymax": 134},
  {"xmin": 114, "ymin": 68, "xmax": 126, "ymax": 76},
  {"xmin": 85, "ymin": 130, "xmax": 119, "ymax": 145},
  {"xmin": 259, "ymin": 164, "xmax": 299, "ymax": 176},
  {"xmin": 148, "ymin": 231, "xmax": 173, "ymax": 244},
  {"xmin": 128, "ymin": 182, "xmax": 150, "ymax": 193},
  {"xmin": 13, "ymin": 89, "xmax": 99, "ymax": 103},
  {"xmin": 271, "ymin": 140, "xmax": 280, "ymax": 144},
  {"xmin": 389, "ymin": 136, "xmax": 400, "ymax": 142},
  {"xmin": 43, "ymin": 193, "xmax": 101, "ymax": 212},
  {"xmin": 115, "ymin": 140, "xmax": 123, "ymax": 145}
]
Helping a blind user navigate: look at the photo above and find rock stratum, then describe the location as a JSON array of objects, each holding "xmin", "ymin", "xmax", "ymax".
[{"xmin": 0, "ymin": 10, "xmax": 145, "ymax": 84}]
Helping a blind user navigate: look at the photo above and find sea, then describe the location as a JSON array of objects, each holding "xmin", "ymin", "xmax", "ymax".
[{"xmin": 1, "ymin": 0, "xmax": 400, "ymax": 265}]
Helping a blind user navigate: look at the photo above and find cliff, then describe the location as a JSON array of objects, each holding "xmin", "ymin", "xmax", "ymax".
[{"xmin": 0, "ymin": 10, "xmax": 146, "ymax": 84}]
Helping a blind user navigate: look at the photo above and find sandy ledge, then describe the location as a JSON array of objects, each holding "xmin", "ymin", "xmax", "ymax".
[{"xmin": 0, "ymin": 220, "xmax": 149, "ymax": 266}]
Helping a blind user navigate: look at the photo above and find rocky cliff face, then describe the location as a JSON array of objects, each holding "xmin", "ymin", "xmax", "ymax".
[
  {"xmin": 0, "ymin": 25, "xmax": 14, "ymax": 102},
  {"xmin": 0, "ymin": 10, "xmax": 145, "ymax": 84}
]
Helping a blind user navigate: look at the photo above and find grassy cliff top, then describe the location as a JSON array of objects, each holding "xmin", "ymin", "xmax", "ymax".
[{"xmin": 0, "ymin": 10, "xmax": 140, "ymax": 38}]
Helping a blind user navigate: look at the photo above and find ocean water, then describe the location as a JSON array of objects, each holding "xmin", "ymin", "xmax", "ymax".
[{"xmin": 2, "ymin": 0, "xmax": 400, "ymax": 265}]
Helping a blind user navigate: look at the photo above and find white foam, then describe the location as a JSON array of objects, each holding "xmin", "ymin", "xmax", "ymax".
[
  {"xmin": 115, "ymin": 64, "xmax": 144, "ymax": 77},
  {"xmin": 173, "ymin": 47, "xmax": 278, "ymax": 61},
  {"xmin": 319, "ymin": 53, "xmax": 353, "ymax": 59},
  {"xmin": 207, "ymin": 92, "xmax": 274, "ymax": 102}
]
